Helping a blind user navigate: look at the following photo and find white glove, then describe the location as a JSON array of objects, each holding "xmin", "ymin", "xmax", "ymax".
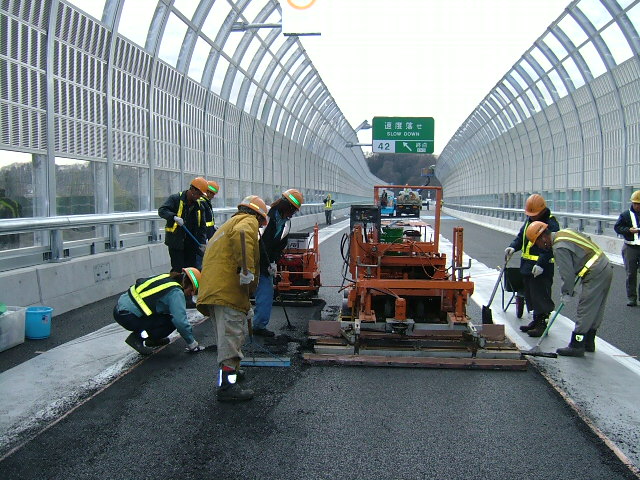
[
  {"xmin": 268, "ymin": 262, "xmax": 277, "ymax": 276},
  {"xmin": 185, "ymin": 340, "xmax": 205, "ymax": 353},
  {"xmin": 246, "ymin": 307, "xmax": 254, "ymax": 321},
  {"xmin": 239, "ymin": 270, "xmax": 254, "ymax": 285},
  {"xmin": 532, "ymin": 265, "xmax": 544, "ymax": 277},
  {"xmin": 504, "ymin": 247, "xmax": 515, "ymax": 261},
  {"xmin": 560, "ymin": 292, "xmax": 575, "ymax": 304},
  {"xmin": 173, "ymin": 216, "xmax": 184, "ymax": 226}
]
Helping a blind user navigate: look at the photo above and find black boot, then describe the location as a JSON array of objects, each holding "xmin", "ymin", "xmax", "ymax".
[
  {"xmin": 125, "ymin": 332, "xmax": 154, "ymax": 355},
  {"xmin": 557, "ymin": 331, "xmax": 586, "ymax": 357},
  {"xmin": 519, "ymin": 318, "xmax": 537, "ymax": 332},
  {"xmin": 526, "ymin": 314, "xmax": 549, "ymax": 337},
  {"xmin": 217, "ymin": 366, "xmax": 254, "ymax": 402},
  {"xmin": 584, "ymin": 329, "xmax": 596, "ymax": 353}
]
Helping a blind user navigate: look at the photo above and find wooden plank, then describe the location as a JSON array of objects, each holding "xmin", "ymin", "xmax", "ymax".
[{"xmin": 303, "ymin": 353, "xmax": 528, "ymax": 371}]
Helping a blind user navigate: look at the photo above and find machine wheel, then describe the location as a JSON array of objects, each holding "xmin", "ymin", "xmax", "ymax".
[
  {"xmin": 515, "ymin": 295, "xmax": 524, "ymax": 318},
  {"xmin": 340, "ymin": 297, "xmax": 352, "ymax": 320}
]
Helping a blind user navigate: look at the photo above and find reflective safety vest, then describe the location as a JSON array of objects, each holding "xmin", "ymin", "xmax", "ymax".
[
  {"xmin": 625, "ymin": 208, "xmax": 640, "ymax": 246},
  {"xmin": 166, "ymin": 193, "xmax": 202, "ymax": 233},
  {"xmin": 128, "ymin": 274, "xmax": 182, "ymax": 316},
  {"xmin": 324, "ymin": 198, "xmax": 333, "ymax": 210},
  {"xmin": 521, "ymin": 218, "xmax": 555, "ymax": 263},
  {"xmin": 553, "ymin": 230, "xmax": 604, "ymax": 277}
]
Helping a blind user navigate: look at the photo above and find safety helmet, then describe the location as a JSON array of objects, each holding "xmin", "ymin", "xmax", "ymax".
[
  {"xmin": 630, "ymin": 190, "xmax": 640, "ymax": 203},
  {"xmin": 282, "ymin": 189, "xmax": 304, "ymax": 210},
  {"xmin": 207, "ymin": 180, "xmax": 220, "ymax": 195},
  {"xmin": 182, "ymin": 267, "xmax": 201, "ymax": 292},
  {"xmin": 525, "ymin": 221, "xmax": 549, "ymax": 244},
  {"xmin": 190, "ymin": 177, "xmax": 208, "ymax": 195},
  {"xmin": 238, "ymin": 195, "xmax": 268, "ymax": 222},
  {"xmin": 524, "ymin": 194, "xmax": 546, "ymax": 217}
]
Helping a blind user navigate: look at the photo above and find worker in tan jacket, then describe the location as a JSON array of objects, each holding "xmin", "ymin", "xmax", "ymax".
[{"xmin": 197, "ymin": 195, "xmax": 267, "ymax": 402}]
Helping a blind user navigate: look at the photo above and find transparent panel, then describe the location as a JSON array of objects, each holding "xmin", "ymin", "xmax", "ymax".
[
  {"xmin": 154, "ymin": 170, "xmax": 181, "ymax": 208},
  {"xmin": 56, "ymin": 158, "xmax": 96, "ymax": 219},
  {"xmin": 627, "ymin": 4, "xmax": 640, "ymax": 28},
  {"xmin": 579, "ymin": 41, "xmax": 607, "ymax": 77},
  {"xmin": 269, "ymin": 34, "xmax": 287, "ymax": 57},
  {"xmin": 279, "ymin": 46, "xmax": 297, "ymax": 68},
  {"xmin": 519, "ymin": 59, "xmax": 539, "ymax": 81},
  {"xmin": 188, "ymin": 37, "xmax": 211, "ymax": 82},
  {"xmin": 221, "ymin": 29, "xmax": 242, "ymax": 57},
  {"xmin": 266, "ymin": 65, "xmax": 282, "ymax": 91},
  {"xmin": 535, "ymin": 79, "xmax": 553, "ymax": 105},
  {"xmin": 558, "ymin": 14, "xmax": 588, "ymax": 46},
  {"xmin": 173, "ymin": 0, "xmax": 199, "ymax": 20},
  {"xmin": 542, "ymin": 32, "xmax": 568, "ymax": 60},
  {"xmin": 240, "ymin": 0, "xmax": 266, "ymax": 22},
  {"xmin": 508, "ymin": 104, "xmax": 522, "ymax": 123},
  {"xmin": 530, "ymin": 46, "xmax": 553, "ymax": 72},
  {"xmin": 118, "ymin": 0, "xmax": 157, "ymax": 48},
  {"xmin": 525, "ymin": 89, "xmax": 542, "ymax": 111},
  {"xmin": 0, "ymin": 151, "xmax": 32, "ymax": 220},
  {"xmin": 158, "ymin": 13, "xmax": 188, "ymax": 68},
  {"xmin": 600, "ymin": 22, "xmax": 633, "ymax": 65},
  {"xmin": 562, "ymin": 56, "xmax": 585, "ymax": 88},
  {"xmin": 254, "ymin": 50, "xmax": 273, "ymax": 82},
  {"xmin": 114, "ymin": 164, "xmax": 144, "ymax": 212},
  {"xmin": 230, "ymin": 71, "xmax": 245, "ymax": 105},
  {"xmin": 240, "ymin": 36, "xmax": 263, "ymax": 71},
  {"xmin": 244, "ymin": 82, "xmax": 258, "ymax": 113},
  {"xmin": 210, "ymin": 55, "xmax": 231, "ymax": 95},
  {"xmin": 576, "ymin": 0, "xmax": 612, "ymax": 30},
  {"xmin": 66, "ymin": 0, "xmax": 106, "ymax": 20},
  {"xmin": 202, "ymin": 0, "xmax": 231, "ymax": 39},
  {"xmin": 548, "ymin": 69, "xmax": 568, "ymax": 97},
  {"xmin": 516, "ymin": 97, "xmax": 531, "ymax": 118},
  {"xmin": 500, "ymin": 81, "xmax": 518, "ymax": 100},
  {"xmin": 510, "ymin": 71, "xmax": 529, "ymax": 90}
]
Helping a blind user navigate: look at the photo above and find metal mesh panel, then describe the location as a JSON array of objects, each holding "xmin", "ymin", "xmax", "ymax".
[
  {"xmin": 263, "ymin": 126, "xmax": 274, "ymax": 188},
  {"xmin": 239, "ymin": 112, "xmax": 253, "ymax": 181},
  {"xmin": 223, "ymin": 102, "xmax": 240, "ymax": 180},
  {"xmin": 182, "ymin": 80, "xmax": 206, "ymax": 174},
  {"xmin": 252, "ymin": 120, "xmax": 264, "ymax": 185},
  {"xmin": 272, "ymin": 130, "xmax": 283, "ymax": 189}
]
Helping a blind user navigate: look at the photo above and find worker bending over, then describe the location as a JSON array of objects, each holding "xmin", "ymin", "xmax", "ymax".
[
  {"xmin": 526, "ymin": 222, "xmax": 613, "ymax": 357},
  {"xmin": 504, "ymin": 194, "xmax": 559, "ymax": 337},
  {"xmin": 114, "ymin": 267, "xmax": 205, "ymax": 355},
  {"xmin": 198, "ymin": 195, "xmax": 268, "ymax": 402}
]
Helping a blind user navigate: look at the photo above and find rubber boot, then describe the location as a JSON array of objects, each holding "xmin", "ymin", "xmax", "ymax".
[
  {"xmin": 125, "ymin": 332, "xmax": 154, "ymax": 355},
  {"xmin": 556, "ymin": 332, "xmax": 586, "ymax": 357},
  {"xmin": 526, "ymin": 314, "xmax": 548, "ymax": 338},
  {"xmin": 584, "ymin": 329, "xmax": 596, "ymax": 353},
  {"xmin": 217, "ymin": 366, "xmax": 254, "ymax": 402},
  {"xmin": 519, "ymin": 318, "xmax": 537, "ymax": 332}
]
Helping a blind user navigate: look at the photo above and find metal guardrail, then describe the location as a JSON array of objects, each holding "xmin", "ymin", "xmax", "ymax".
[{"xmin": 445, "ymin": 203, "xmax": 619, "ymax": 236}]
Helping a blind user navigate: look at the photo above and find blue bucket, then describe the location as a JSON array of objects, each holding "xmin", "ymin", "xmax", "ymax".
[{"xmin": 25, "ymin": 306, "xmax": 53, "ymax": 339}]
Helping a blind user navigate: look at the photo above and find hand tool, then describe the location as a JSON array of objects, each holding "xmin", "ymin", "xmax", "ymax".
[{"xmin": 482, "ymin": 257, "xmax": 509, "ymax": 324}]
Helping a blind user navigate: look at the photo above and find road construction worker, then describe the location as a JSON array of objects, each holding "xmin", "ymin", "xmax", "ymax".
[
  {"xmin": 114, "ymin": 267, "xmax": 205, "ymax": 355},
  {"xmin": 614, "ymin": 190, "xmax": 640, "ymax": 306},
  {"xmin": 201, "ymin": 180, "xmax": 220, "ymax": 241},
  {"xmin": 526, "ymin": 221, "xmax": 613, "ymax": 357},
  {"xmin": 253, "ymin": 189, "xmax": 304, "ymax": 337},
  {"xmin": 197, "ymin": 195, "xmax": 267, "ymax": 402},
  {"xmin": 323, "ymin": 193, "xmax": 335, "ymax": 225},
  {"xmin": 158, "ymin": 177, "xmax": 208, "ymax": 274},
  {"xmin": 504, "ymin": 194, "xmax": 559, "ymax": 336}
]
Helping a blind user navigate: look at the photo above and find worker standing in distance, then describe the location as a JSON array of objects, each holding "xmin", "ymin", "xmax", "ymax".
[
  {"xmin": 158, "ymin": 177, "xmax": 208, "ymax": 274},
  {"xmin": 614, "ymin": 190, "xmax": 640, "ymax": 306},
  {"xmin": 197, "ymin": 195, "xmax": 268, "ymax": 402},
  {"xmin": 253, "ymin": 189, "xmax": 304, "ymax": 337},
  {"xmin": 114, "ymin": 267, "xmax": 205, "ymax": 355},
  {"xmin": 526, "ymin": 221, "xmax": 613, "ymax": 357},
  {"xmin": 504, "ymin": 194, "xmax": 559, "ymax": 337},
  {"xmin": 323, "ymin": 193, "xmax": 335, "ymax": 225},
  {"xmin": 201, "ymin": 180, "xmax": 220, "ymax": 241}
]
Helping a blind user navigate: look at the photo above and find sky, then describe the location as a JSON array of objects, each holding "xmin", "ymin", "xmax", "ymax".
[{"xmin": 291, "ymin": 0, "xmax": 568, "ymax": 154}]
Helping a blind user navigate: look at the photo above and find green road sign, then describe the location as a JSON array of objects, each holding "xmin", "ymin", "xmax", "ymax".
[{"xmin": 372, "ymin": 117, "xmax": 434, "ymax": 154}]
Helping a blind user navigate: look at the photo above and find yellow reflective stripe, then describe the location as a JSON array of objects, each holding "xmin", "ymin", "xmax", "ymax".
[
  {"xmin": 206, "ymin": 220, "xmax": 214, "ymax": 227},
  {"xmin": 521, "ymin": 219, "xmax": 554, "ymax": 262},
  {"xmin": 129, "ymin": 274, "xmax": 180, "ymax": 315},
  {"xmin": 166, "ymin": 196, "xmax": 184, "ymax": 233},
  {"xmin": 554, "ymin": 230, "xmax": 603, "ymax": 277}
]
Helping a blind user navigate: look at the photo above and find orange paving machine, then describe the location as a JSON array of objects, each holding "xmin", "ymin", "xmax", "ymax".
[
  {"xmin": 305, "ymin": 186, "xmax": 526, "ymax": 370},
  {"xmin": 275, "ymin": 224, "xmax": 321, "ymax": 303}
]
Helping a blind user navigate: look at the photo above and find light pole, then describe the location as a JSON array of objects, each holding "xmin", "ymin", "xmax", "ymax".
[{"xmin": 346, "ymin": 120, "xmax": 372, "ymax": 148}]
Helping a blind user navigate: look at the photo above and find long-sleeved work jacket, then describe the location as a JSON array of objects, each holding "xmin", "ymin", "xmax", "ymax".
[
  {"xmin": 614, "ymin": 206, "xmax": 640, "ymax": 245},
  {"xmin": 158, "ymin": 191, "xmax": 206, "ymax": 250},
  {"xmin": 509, "ymin": 208, "xmax": 559, "ymax": 275}
]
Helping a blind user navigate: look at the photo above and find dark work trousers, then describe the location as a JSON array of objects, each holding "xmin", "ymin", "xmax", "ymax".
[
  {"xmin": 113, "ymin": 306, "xmax": 175, "ymax": 340},
  {"xmin": 325, "ymin": 210, "xmax": 332, "ymax": 225},
  {"xmin": 169, "ymin": 238, "xmax": 199, "ymax": 273},
  {"xmin": 622, "ymin": 243, "xmax": 640, "ymax": 302},
  {"xmin": 522, "ymin": 271, "xmax": 555, "ymax": 315}
]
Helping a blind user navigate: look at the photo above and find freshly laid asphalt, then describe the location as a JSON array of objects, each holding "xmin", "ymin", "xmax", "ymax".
[{"xmin": 0, "ymin": 212, "xmax": 638, "ymax": 480}]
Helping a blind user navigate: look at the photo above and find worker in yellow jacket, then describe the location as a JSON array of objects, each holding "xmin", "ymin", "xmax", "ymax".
[{"xmin": 197, "ymin": 195, "xmax": 267, "ymax": 402}]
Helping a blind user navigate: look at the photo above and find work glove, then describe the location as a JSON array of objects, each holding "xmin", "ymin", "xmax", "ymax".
[
  {"xmin": 504, "ymin": 247, "xmax": 515, "ymax": 262},
  {"xmin": 198, "ymin": 244, "xmax": 206, "ymax": 256},
  {"xmin": 239, "ymin": 270, "xmax": 255, "ymax": 285},
  {"xmin": 246, "ymin": 307, "xmax": 254, "ymax": 321},
  {"xmin": 560, "ymin": 292, "xmax": 575, "ymax": 304},
  {"xmin": 185, "ymin": 340, "xmax": 205, "ymax": 353},
  {"xmin": 531, "ymin": 265, "xmax": 544, "ymax": 278},
  {"xmin": 268, "ymin": 262, "xmax": 277, "ymax": 277},
  {"xmin": 173, "ymin": 216, "xmax": 184, "ymax": 227}
]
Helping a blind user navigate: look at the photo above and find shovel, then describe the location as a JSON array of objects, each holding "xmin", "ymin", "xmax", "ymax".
[{"xmin": 481, "ymin": 257, "xmax": 509, "ymax": 324}]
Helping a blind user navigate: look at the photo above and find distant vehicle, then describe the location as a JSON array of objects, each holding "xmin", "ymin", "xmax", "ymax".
[
  {"xmin": 379, "ymin": 189, "xmax": 396, "ymax": 217},
  {"xmin": 396, "ymin": 189, "xmax": 421, "ymax": 216}
]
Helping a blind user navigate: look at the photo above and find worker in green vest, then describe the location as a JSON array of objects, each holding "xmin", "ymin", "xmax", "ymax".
[{"xmin": 323, "ymin": 193, "xmax": 335, "ymax": 225}]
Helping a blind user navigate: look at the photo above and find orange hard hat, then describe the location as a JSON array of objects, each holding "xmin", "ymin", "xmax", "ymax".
[
  {"xmin": 190, "ymin": 177, "xmax": 208, "ymax": 195},
  {"xmin": 524, "ymin": 194, "xmax": 546, "ymax": 217},
  {"xmin": 282, "ymin": 188, "xmax": 304, "ymax": 210},
  {"xmin": 238, "ymin": 195, "xmax": 268, "ymax": 222},
  {"xmin": 525, "ymin": 221, "xmax": 549, "ymax": 244},
  {"xmin": 182, "ymin": 267, "xmax": 201, "ymax": 292},
  {"xmin": 207, "ymin": 180, "xmax": 220, "ymax": 195}
]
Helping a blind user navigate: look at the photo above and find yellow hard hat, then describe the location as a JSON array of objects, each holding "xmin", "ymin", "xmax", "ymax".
[
  {"xmin": 525, "ymin": 221, "xmax": 548, "ymax": 244},
  {"xmin": 190, "ymin": 177, "xmax": 208, "ymax": 195},
  {"xmin": 182, "ymin": 267, "xmax": 201, "ymax": 292},
  {"xmin": 282, "ymin": 189, "xmax": 304, "ymax": 210},
  {"xmin": 524, "ymin": 194, "xmax": 546, "ymax": 217},
  {"xmin": 630, "ymin": 190, "xmax": 640, "ymax": 203},
  {"xmin": 238, "ymin": 195, "xmax": 268, "ymax": 222}
]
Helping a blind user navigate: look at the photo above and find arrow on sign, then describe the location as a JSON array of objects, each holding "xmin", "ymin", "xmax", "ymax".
[{"xmin": 402, "ymin": 142, "xmax": 412, "ymax": 152}]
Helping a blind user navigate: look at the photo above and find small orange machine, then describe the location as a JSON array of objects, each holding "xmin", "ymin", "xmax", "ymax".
[
  {"xmin": 305, "ymin": 186, "xmax": 525, "ymax": 370},
  {"xmin": 275, "ymin": 224, "xmax": 321, "ymax": 301}
]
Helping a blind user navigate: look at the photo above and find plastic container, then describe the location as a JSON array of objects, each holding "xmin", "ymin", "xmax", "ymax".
[
  {"xmin": 380, "ymin": 227, "xmax": 403, "ymax": 243},
  {"xmin": 0, "ymin": 306, "xmax": 26, "ymax": 352},
  {"xmin": 25, "ymin": 306, "xmax": 53, "ymax": 339}
]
